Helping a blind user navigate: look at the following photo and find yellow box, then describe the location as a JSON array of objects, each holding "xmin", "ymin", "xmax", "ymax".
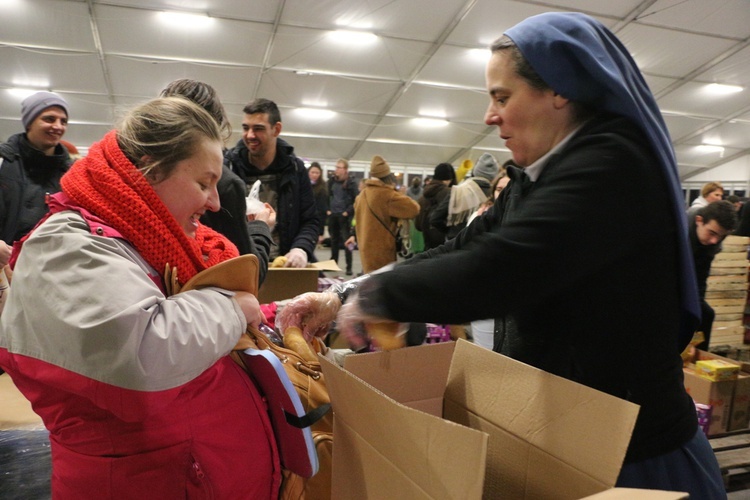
[{"xmin": 696, "ymin": 359, "xmax": 740, "ymax": 381}]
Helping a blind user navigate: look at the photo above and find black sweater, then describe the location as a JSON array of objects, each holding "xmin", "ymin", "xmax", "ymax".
[{"xmin": 359, "ymin": 114, "xmax": 697, "ymax": 463}]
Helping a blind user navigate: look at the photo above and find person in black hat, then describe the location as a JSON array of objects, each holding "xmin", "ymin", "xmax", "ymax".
[
  {"xmin": 429, "ymin": 153, "xmax": 500, "ymax": 241},
  {"xmin": 0, "ymin": 91, "xmax": 73, "ymax": 244},
  {"xmin": 415, "ymin": 162, "xmax": 456, "ymax": 250}
]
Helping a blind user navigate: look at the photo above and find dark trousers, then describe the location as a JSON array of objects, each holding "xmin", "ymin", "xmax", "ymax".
[
  {"xmin": 695, "ymin": 299, "xmax": 715, "ymax": 352},
  {"xmin": 329, "ymin": 213, "xmax": 352, "ymax": 271},
  {"xmin": 616, "ymin": 429, "xmax": 725, "ymax": 499}
]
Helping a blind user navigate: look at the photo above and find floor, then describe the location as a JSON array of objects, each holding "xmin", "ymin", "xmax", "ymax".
[
  {"xmin": 313, "ymin": 239, "xmax": 365, "ymax": 279},
  {"xmin": 727, "ymin": 472, "xmax": 750, "ymax": 499}
]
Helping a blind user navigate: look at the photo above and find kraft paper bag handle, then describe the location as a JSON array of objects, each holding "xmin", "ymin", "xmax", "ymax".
[{"xmin": 179, "ymin": 254, "xmax": 260, "ymax": 296}]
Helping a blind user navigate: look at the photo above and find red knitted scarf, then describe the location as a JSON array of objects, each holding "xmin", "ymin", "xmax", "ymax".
[{"xmin": 60, "ymin": 130, "xmax": 238, "ymax": 285}]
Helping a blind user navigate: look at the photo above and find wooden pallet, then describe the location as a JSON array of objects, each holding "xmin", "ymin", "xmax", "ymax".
[{"xmin": 711, "ymin": 429, "xmax": 750, "ymax": 487}]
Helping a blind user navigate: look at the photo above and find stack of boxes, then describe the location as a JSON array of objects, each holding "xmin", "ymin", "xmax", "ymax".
[
  {"xmin": 705, "ymin": 235, "xmax": 749, "ymax": 347},
  {"xmin": 684, "ymin": 350, "xmax": 750, "ymax": 435}
]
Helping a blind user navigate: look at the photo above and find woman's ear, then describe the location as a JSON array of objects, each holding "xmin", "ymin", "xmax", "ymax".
[
  {"xmin": 140, "ymin": 155, "xmax": 161, "ymax": 183},
  {"xmin": 552, "ymin": 92, "xmax": 570, "ymax": 110}
]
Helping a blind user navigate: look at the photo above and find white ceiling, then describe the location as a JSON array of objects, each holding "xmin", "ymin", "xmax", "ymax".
[{"xmin": 2, "ymin": 0, "xmax": 750, "ymax": 181}]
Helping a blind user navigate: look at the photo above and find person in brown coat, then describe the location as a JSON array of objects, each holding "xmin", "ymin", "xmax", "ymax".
[{"xmin": 349, "ymin": 155, "xmax": 420, "ymax": 273}]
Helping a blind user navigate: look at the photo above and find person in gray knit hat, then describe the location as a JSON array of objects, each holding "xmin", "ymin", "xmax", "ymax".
[
  {"xmin": 470, "ymin": 152, "xmax": 500, "ymax": 183},
  {"xmin": 0, "ymin": 91, "xmax": 73, "ymax": 244},
  {"xmin": 21, "ymin": 91, "xmax": 69, "ymax": 132}
]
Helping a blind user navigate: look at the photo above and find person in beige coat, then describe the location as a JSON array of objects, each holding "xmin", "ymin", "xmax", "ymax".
[{"xmin": 349, "ymin": 155, "xmax": 420, "ymax": 273}]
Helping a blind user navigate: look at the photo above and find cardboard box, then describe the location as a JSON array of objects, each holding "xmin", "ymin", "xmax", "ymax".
[
  {"xmin": 729, "ymin": 373, "xmax": 750, "ymax": 431},
  {"xmin": 695, "ymin": 359, "xmax": 740, "ymax": 381},
  {"xmin": 0, "ymin": 373, "xmax": 43, "ymax": 430},
  {"xmin": 321, "ymin": 340, "xmax": 642, "ymax": 499},
  {"xmin": 683, "ymin": 366, "xmax": 734, "ymax": 435},
  {"xmin": 692, "ymin": 350, "xmax": 750, "ymax": 432},
  {"xmin": 258, "ymin": 259, "xmax": 340, "ymax": 303}
]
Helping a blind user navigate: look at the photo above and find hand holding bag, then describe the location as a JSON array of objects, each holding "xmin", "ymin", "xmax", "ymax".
[{"xmin": 174, "ymin": 255, "xmax": 333, "ymax": 498}]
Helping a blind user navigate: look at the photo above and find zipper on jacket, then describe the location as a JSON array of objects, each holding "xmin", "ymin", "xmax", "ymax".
[
  {"xmin": 193, "ymin": 461, "xmax": 205, "ymax": 480},
  {"xmin": 189, "ymin": 457, "xmax": 215, "ymax": 499}
]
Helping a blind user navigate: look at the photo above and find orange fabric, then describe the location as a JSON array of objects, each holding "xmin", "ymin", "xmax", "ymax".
[{"xmin": 61, "ymin": 130, "xmax": 238, "ymax": 285}]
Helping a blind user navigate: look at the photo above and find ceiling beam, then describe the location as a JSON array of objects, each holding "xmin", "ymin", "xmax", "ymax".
[
  {"xmin": 344, "ymin": 0, "xmax": 479, "ymax": 162},
  {"xmin": 681, "ymin": 147, "xmax": 750, "ymax": 181},
  {"xmin": 252, "ymin": 0, "xmax": 287, "ymax": 100},
  {"xmin": 86, "ymin": 0, "xmax": 116, "ymax": 110}
]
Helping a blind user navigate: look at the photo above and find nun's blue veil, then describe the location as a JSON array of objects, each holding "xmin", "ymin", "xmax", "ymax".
[{"xmin": 505, "ymin": 12, "xmax": 700, "ymax": 348}]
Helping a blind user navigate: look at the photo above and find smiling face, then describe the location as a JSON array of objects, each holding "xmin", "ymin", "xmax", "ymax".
[
  {"xmin": 150, "ymin": 138, "xmax": 223, "ymax": 238},
  {"xmin": 484, "ymin": 51, "xmax": 576, "ymax": 167},
  {"xmin": 241, "ymin": 112, "xmax": 281, "ymax": 168},
  {"xmin": 26, "ymin": 106, "xmax": 68, "ymax": 155}
]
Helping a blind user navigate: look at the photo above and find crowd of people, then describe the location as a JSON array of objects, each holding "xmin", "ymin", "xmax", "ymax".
[{"xmin": 1, "ymin": 10, "xmax": 745, "ymax": 499}]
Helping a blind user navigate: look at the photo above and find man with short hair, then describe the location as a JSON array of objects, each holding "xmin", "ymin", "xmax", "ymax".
[
  {"xmin": 224, "ymin": 98, "xmax": 319, "ymax": 267},
  {"xmin": 327, "ymin": 158, "xmax": 358, "ymax": 275},
  {"xmin": 690, "ymin": 200, "xmax": 739, "ymax": 350},
  {"xmin": 0, "ymin": 91, "xmax": 73, "ymax": 244}
]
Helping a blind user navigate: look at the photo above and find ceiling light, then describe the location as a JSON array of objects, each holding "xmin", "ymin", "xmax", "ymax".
[
  {"xmin": 327, "ymin": 30, "xmax": 377, "ymax": 44},
  {"xmin": 705, "ymin": 83, "xmax": 743, "ymax": 95},
  {"xmin": 411, "ymin": 117, "xmax": 449, "ymax": 127},
  {"xmin": 335, "ymin": 19, "xmax": 373, "ymax": 30},
  {"xmin": 294, "ymin": 70, "xmax": 315, "ymax": 76},
  {"xmin": 295, "ymin": 108, "xmax": 336, "ymax": 120},
  {"xmin": 695, "ymin": 144, "xmax": 725, "ymax": 153},
  {"xmin": 157, "ymin": 11, "xmax": 213, "ymax": 29},
  {"xmin": 7, "ymin": 88, "xmax": 47, "ymax": 98},
  {"xmin": 468, "ymin": 48, "xmax": 491, "ymax": 62}
]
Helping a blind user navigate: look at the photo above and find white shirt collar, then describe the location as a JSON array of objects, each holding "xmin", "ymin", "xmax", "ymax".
[{"xmin": 523, "ymin": 123, "xmax": 585, "ymax": 182}]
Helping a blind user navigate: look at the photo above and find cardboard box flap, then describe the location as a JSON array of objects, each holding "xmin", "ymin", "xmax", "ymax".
[
  {"xmin": 580, "ymin": 488, "xmax": 688, "ymax": 499},
  {"xmin": 445, "ymin": 340, "xmax": 640, "ymax": 498},
  {"xmin": 311, "ymin": 259, "xmax": 341, "ymax": 271},
  {"xmin": 258, "ymin": 259, "xmax": 342, "ymax": 302},
  {"xmin": 321, "ymin": 356, "xmax": 488, "ymax": 499},
  {"xmin": 343, "ymin": 341, "xmax": 455, "ymax": 416}
]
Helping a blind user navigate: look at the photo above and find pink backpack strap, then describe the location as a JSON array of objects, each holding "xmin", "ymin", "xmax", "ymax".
[{"xmin": 10, "ymin": 192, "xmax": 124, "ymax": 268}]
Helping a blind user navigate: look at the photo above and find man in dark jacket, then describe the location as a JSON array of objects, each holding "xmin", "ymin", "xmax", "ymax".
[
  {"xmin": 689, "ymin": 200, "xmax": 738, "ymax": 350},
  {"xmin": 224, "ymin": 98, "xmax": 319, "ymax": 267},
  {"xmin": 327, "ymin": 158, "xmax": 358, "ymax": 275},
  {"xmin": 0, "ymin": 91, "xmax": 72, "ymax": 244}
]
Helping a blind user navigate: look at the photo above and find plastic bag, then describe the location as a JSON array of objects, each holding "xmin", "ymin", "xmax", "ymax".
[{"xmin": 245, "ymin": 179, "xmax": 265, "ymax": 216}]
